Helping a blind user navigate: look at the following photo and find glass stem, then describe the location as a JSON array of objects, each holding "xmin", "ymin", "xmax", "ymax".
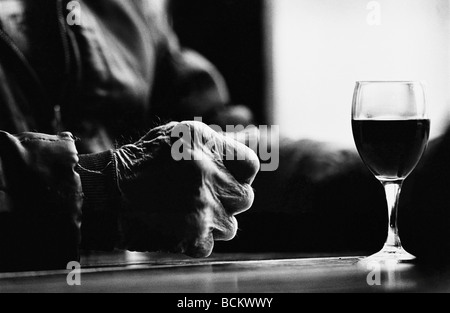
[{"xmin": 381, "ymin": 181, "xmax": 403, "ymax": 249}]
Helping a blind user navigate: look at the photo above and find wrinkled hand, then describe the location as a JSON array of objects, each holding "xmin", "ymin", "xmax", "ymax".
[{"xmin": 114, "ymin": 121, "xmax": 260, "ymax": 257}]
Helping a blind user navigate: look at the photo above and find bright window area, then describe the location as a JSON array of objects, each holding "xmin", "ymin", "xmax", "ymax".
[{"xmin": 268, "ymin": 0, "xmax": 450, "ymax": 145}]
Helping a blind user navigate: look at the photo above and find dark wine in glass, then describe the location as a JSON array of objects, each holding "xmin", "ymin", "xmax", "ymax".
[
  {"xmin": 352, "ymin": 82, "xmax": 430, "ymax": 263},
  {"xmin": 352, "ymin": 119, "xmax": 430, "ymax": 181}
]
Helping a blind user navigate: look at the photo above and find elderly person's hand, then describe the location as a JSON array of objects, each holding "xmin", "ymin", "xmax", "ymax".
[{"xmin": 114, "ymin": 121, "xmax": 260, "ymax": 257}]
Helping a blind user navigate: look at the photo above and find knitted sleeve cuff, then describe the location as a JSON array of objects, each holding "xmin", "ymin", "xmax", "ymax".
[{"xmin": 76, "ymin": 151, "xmax": 121, "ymax": 251}]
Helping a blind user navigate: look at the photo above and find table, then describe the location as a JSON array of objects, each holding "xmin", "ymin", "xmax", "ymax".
[{"xmin": 0, "ymin": 252, "xmax": 449, "ymax": 293}]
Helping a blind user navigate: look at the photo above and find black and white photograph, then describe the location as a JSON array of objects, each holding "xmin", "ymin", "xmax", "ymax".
[{"xmin": 0, "ymin": 0, "xmax": 449, "ymax": 297}]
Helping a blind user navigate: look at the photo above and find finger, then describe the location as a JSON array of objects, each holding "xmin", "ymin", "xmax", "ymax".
[
  {"xmin": 213, "ymin": 215, "xmax": 238, "ymax": 241},
  {"xmin": 181, "ymin": 233, "xmax": 215, "ymax": 258},
  {"xmin": 136, "ymin": 122, "xmax": 178, "ymax": 143},
  {"xmin": 224, "ymin": 126, "xmax": 260, "ymax": 150},
  {"xmin": 221, "ymin": 137, "xmax": 260, "ymax": 185},
  {"xmin": 183, "ymin": 121, "xmax": 260, "ymax": 184},
  {"xmin": 216, "ymin": 182, "xmax": 255, "ymax": 216},
  {"xmin": 213, "ymin": 164, "xmax": 256, "ymax": 215},
  {"xmin": 174, "ymin": 207, "xmax": 216, "ymax": 258}
]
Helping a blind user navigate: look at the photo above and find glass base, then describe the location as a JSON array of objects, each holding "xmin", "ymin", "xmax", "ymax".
[{"xmin": 359, "ymin": 245, "xmax": 416, "ymax": 264}]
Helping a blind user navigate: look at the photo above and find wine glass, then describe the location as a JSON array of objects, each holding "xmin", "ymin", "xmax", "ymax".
[{"xmin": 352, "ymin": 81, "xmax": 430, "ymax": 263}]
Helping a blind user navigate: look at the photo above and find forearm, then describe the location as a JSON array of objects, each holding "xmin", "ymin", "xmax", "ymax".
[{"xmin": 75, "ymin": 123, "xmax": 175, "ymax": 253}]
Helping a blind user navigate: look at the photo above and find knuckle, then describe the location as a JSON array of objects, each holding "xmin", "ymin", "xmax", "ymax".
[
  {"xmin": 241, "ymin": 185, "xmax": 255, "ymax": 211},
  {"xmin": 182, "ymin": 235, "xmax": 214, "ymax": 258},
  {"xmin": 177, "ymin": 208, "xmax": 215, "ymax": 258},
  {"xmin": 219, "ymin": 183, "xmax": 255, "ymax": 215},
  {"xmin": 213, "ymin": 216, "xmax": 238, "ymax": 241},
  {"xmin": 222, "ymin": 147, "xmax": 260, "ymax": 184},
  {"xmin": 236, "ymin": 185, "xmax": 255, "ymax": 212}
]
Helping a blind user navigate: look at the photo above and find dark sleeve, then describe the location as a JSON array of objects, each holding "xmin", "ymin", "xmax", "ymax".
[
  {"xmin": 0, "ymin": 131, "xmax": 83, "ymax": 272},
  {"xmin": 76, "ymin": 151, "xmax": 121, "ymax": 252},
  {"xmin": 147, "ymin": 2, "xmax": 231, "ymax": 124}
]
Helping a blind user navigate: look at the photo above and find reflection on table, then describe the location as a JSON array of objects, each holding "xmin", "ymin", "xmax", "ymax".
[{"xmin": 0, "ymin": 252, "xmax": 449, "ymax": 293}]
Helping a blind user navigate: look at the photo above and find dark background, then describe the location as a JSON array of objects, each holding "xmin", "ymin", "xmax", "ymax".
[
  {"xmin": 169, "ymin": 1, "xmax": 386, "ymax": 255},
  {"xmin": 170, "ymin": 0, "xmax": 267, "ymax": 125}
]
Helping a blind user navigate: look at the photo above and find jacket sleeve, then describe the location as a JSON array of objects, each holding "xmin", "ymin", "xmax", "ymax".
[
  {"xmin": 144, "ymin": 0, "xmax": 232, "ymax": 125},
  {"xmin": 0, "ymin": 131, "xmax": 83, "ymax": 272},
  {"xmin": 76, "ymin": 151, "xmax": 121, "ymax": 252}
]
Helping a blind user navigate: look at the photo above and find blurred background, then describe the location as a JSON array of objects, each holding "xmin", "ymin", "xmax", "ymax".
[{"xmin": 171, "ymin": 0, "xmax": 450, "ymax": 145}]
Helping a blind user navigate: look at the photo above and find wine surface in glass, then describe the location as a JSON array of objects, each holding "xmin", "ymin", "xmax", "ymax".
[{"xmin": 352, "ymin": 119, "xmax": 430, "ymax": 181}]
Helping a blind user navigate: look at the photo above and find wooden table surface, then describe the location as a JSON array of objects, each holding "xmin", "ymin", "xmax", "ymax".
[{"xmin": 0, "ymin": 252, "xmax": 449, "ymax": 293}]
